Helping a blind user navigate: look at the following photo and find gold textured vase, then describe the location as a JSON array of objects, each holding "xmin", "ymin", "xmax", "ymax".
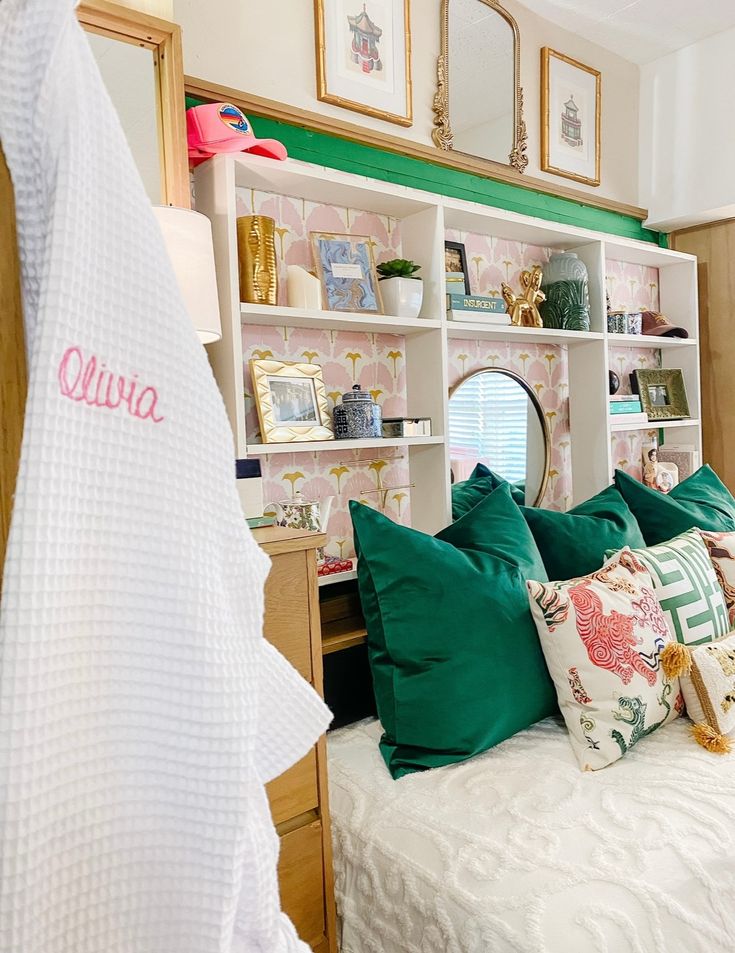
[{"xmin": 236, "ymin": 215, "xmax": 277, "ymax": 305}]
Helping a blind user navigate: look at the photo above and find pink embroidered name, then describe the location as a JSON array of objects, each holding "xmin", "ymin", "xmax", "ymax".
[{"xmin": 58, "ymin": 346, "xmax": 164, "ymax": 424}]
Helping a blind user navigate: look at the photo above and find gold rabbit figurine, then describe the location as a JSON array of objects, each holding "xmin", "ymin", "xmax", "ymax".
[{"xmin": 501, "ymin": 265, "xmax": 545, "ymax": 328}]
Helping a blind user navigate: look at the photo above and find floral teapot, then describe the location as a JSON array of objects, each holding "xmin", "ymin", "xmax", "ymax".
[{"xmin": 265, "ymin": 491, "xmax": 334, "ymax": 534}]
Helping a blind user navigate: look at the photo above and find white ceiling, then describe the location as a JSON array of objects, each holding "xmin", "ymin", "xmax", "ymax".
[{"xmin": 517, "ymin": 0, "xmax": 735, "ymax": 64}]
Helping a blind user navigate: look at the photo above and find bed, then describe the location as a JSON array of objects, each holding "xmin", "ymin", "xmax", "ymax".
[{"xmin": 328, "ymin": 716, "xmax": 735, "ymax": 953}]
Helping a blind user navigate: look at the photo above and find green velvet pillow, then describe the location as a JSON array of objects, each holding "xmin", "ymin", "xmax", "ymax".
[
  {"xmin": 614, "ymin": 466, "xmax": 735, "ymax": 545},
  {"xmin": 521, "ymin": 484, "xmax": 645, "ymax": 581},
  {"xmin": 451, "ymin": 462, "xmax": 525, "ymax": 519},
  {"xmin": 351, "ymin": 484, "xmax": 557, "ymax": 779}
]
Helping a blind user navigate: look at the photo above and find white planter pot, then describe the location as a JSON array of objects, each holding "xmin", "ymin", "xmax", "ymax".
[{"xmin": 380, "ymin": 277, "xmax": 423, "ymax": 319}]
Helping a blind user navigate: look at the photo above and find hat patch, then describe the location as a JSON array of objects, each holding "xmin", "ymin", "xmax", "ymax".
[{"xmin": 218, "ymin": 103, "xmax": 251, "ymax": 136}]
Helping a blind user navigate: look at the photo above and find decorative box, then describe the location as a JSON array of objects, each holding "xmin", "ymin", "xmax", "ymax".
[
  {"xmin": 626, "ymin": 312, "xmax": 643, "ymax": 334},
  {"xmin": 381, "ymin": 417, "xmax": 432, "ymax": 438},
  {"xmin": 317, "ymin": 556, "xmax": 354, "ymax": 577},
  {"xmin": 332, "ymin": 384, "xmax": 382, "ymax": 439},
  {"xmin": 607, "ymin": 312, "xmax": 627, "ymax": 334}
]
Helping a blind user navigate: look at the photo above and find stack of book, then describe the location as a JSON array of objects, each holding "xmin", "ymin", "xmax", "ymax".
[
  {"xmin": 446, "ymin": 292, "xmax": 510, "ymax": 324},
  {"xmin": 609, "ymin": 393, "xmax": 648, "ymax": 425}
]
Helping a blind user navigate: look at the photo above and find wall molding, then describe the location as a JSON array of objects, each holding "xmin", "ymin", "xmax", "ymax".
[{"xmin": 185, "ymin": 76, "xmax": 649, "ymax": 226}]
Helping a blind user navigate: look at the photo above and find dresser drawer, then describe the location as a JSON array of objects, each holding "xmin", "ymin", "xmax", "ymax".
[
  {"xmin": 278, "ymin": 820, "xmax": 326, "ymax": 949},
  {"xmin": 263, "ymin": 551, "xmax": 313, "ymax": 681},
  {"xmin": 267, "ymin": 748, "xmax": 318, "ymax": 826}
]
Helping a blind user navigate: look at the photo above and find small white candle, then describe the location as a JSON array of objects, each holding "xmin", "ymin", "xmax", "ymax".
[{"xmin": 287, "ymin": 265, "xmax": 322, "ymax": 310}]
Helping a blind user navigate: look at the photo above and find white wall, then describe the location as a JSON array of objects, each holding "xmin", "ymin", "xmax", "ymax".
[
  {"xmin": 174, "ymin": 0, "xmax": 640, "ymax": 207},
  {"xmin": 640, "ymin": 27, "xmax": 735, "ymax": 232},
  {"xmin": 116, "ymin": 0, "xmax": 174, "ymax": 16}
]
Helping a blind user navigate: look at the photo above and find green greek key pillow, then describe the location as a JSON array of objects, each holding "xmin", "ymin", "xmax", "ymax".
[{"xmin": 609, "ymin": 530, "xmax": 730, "ymax": 646}]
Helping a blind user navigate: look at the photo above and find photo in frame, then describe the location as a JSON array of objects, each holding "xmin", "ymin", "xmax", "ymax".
[
  {"xmin": 632, "ymin": 368, "xmax": 690, "ymax": 422},
  {"xmin": 310, "ymin": 232, "xmax": 383, "ymax": 314},
  {"xmin": 642, "ymin": 441, "xmax": 679, "ymax": 495},
  {"xmin": 541, "ymin": 47, "xmax": 601, "ymax": 187},
  {"xmin": 314, "ymin": 0, "xmax": 413, "ymax": 127},
  {"xmin": 249, "ymin": 359, "xmax": 334, "ymax": 443},
  {"xmin": 444, "ymin": 240, "xmax": 470, "ymax": 294}
]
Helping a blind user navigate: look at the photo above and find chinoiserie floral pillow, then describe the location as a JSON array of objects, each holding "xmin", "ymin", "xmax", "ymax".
[
  {"xmin": 527, "ymin": 548, "xmax": 682, "ymax": 771},
  {"xmin": 699, "ymin": 530, "xmax": 735, "ymax": 629}
]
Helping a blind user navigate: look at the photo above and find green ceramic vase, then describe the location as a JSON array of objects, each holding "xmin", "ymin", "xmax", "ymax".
[{"xmin": 539, "ymin": 252, "xmax": 591, "ymax": 331}]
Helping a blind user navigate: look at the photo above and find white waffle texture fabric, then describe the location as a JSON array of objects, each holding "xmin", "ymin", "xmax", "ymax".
[{"xmin": 0, "ymin": 2, "xmax": 330, "ymax": 951}]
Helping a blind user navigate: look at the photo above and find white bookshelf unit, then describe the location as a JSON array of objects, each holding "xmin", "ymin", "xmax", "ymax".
[{"xmin": 194, "ymin": 153, "xmax": 701, "ymax": 540}]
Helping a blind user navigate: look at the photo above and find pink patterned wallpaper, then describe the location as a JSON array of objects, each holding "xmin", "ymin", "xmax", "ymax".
[
  {"xmin": 606, "ymin": 260, "xmax": 662, "ymax": 481},
  {"xmin": 244, "ymin": 327, "xmax": 411, "ymax": 562},
  {"xmin": 238, "ymin": 189, "xmax": 410, "ymax": 561},
  {"xmin": 445, "ymin": 230, "xmax": 553, "ymax": 296},
  {"xmin": 236, "ymin": 188, "xmax": 401, "ymax": 301},
  {"xmin": 445, "ymin": 232, "xmax": 569, "ymax": 509},
  {"xmin": 606, "ymin": 260, "xmax": 660, "ymax": 313},
  {"xmin": 235, "ymin": 191, "xmax": 666, "ymax": 556}
]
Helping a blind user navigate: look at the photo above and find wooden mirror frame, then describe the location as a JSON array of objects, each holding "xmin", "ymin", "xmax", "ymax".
[
  {"xmin": 77, "ymin": 0, "xmax": 189, "ymax": 208},
  {"xmin": 432, "ymin": 0, "xmax": 528, "ymax": 174},
  {"xmin": 448, "ymin": 366, "xmax": 550, "ymax": 506}
]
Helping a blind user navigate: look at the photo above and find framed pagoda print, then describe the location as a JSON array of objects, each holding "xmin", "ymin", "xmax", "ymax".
[
  {"xmin": 540, "ymin": 48, "xmax": 601, "ymax": 187},
  {"xmin": 314, "ymin": 0, "xmax": 413, "ymax": 127}
]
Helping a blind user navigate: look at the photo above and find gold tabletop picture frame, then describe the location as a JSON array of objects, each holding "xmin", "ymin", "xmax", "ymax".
[{"xmin": 250, "ymin": 359, "xmax": 335, "ymax": 443}]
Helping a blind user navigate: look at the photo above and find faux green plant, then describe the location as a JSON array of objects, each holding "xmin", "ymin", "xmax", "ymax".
[{"xmin": 376, "ymin": 258, "xmax": 421, "ymax": 280}]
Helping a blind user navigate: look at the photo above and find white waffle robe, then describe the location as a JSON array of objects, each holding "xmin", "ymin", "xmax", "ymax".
[{"xmin": 0, "ymin": 1, "xmax": 331, "ymax": 950}]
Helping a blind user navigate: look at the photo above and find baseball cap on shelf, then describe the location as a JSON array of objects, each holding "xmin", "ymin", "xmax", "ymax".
[
  {"xmin": 187, "ymin": 103, "xmax": 287, "ymax": 164},
  {"xmin": 641, "ymin": 311, "xmax": 689, "ymax": 338}
]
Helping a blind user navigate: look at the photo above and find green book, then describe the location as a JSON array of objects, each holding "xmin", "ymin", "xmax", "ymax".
[
  {"xmin": 446, "ymin": 293, "xmax": 507, "ymax": 313},
  {"xmin": 246, "ymin": 515, "xmax": 275, "ymax": 529},
  {"xmin": 609, "ymin": 400, "xmax": 643, "ymax": 415}
]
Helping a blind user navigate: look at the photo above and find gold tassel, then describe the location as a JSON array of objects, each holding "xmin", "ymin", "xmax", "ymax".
[
  {"xmin": 690, "ymin": 723, "xmax": 732, "ymax": 754},
  {"xmin": 661, "ymin": 641, "xmax": 692, "ymax": 679}
]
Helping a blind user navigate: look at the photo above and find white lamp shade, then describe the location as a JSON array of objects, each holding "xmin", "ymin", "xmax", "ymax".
[{"xmin": 153, "ymin": 205, "xmax": 222, "ymax": 345}]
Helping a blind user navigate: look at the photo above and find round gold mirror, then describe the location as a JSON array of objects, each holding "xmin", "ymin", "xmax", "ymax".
[{"xmin": 448, "ymin": 367, "xmax": 550, "ymax": 506}]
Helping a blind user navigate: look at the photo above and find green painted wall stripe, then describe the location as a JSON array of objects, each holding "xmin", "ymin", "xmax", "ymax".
[{"xmin": 186, "ymin": 95, "xmax": 658, "ymax": 243}]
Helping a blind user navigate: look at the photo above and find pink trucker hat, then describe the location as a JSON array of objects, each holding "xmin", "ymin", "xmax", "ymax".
[{"xmin": 187, "ymin": 103, "xmax": 287, "ymax": 163}]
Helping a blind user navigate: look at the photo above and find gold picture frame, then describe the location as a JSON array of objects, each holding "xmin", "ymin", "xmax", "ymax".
[
  {"xmin": 250, "ymin": 359, "xmax": 334, "ymax": 444},
  {"xmin": 633, "ymin": 368, "xmax": 690, "ymax": 422},
  {"xmin": 541, "ymin": 47, "xmax": 601, "ymax": 188},
  {"xmin": 314, "ymin": 0, "xmax": 413, "ymax": 127},
  {"xmin": 310, "ymin": 231, "xmax": 383, "ymax": 314}
]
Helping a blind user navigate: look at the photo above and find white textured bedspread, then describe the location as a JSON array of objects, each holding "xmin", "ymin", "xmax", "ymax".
[{"xmin": 328, "ymin": 717, "xmax": 735, "ymax": 953}]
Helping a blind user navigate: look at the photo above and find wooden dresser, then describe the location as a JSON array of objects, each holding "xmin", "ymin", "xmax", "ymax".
[{"xmin": 253, "ymin": 526, "xmax": 337, "ymax": 953}]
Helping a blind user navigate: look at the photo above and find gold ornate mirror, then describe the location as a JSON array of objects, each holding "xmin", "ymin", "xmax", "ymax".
[
  {"xmin": 433, "ymin": 0, "xmax": 527, "ymax": 173},
  {"xmin": 448, "ymin": 367, "xmax": 550, "ymax": 506}
]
